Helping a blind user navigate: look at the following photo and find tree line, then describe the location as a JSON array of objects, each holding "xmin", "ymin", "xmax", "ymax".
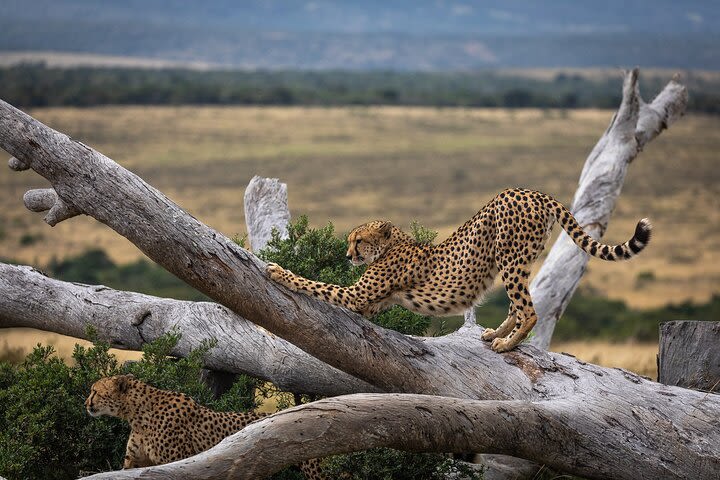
[{"xmin": 2, "ymin": 64, "xmax": 719, "ymax": 113}]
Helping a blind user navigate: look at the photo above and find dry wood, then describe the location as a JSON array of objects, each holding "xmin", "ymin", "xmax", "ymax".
[
  {"xmin": 81, "ymin": 390, "xmax": 720, "ymax": 480},
  {"xmin": 659, "ymin": 321, "xmax": 720, "ymax": 393},
  {"xmin": 244, "ymin": 175, "xmax": 290, "ymax": 252},
  {"xmin": 529, "ymin": 69, "xmax": 687, "ymax": 349},
  {"xmin": 0, "ymin": 262, "xmax": 378, "ymax": 397},
  {"xmin": 1, "ymin": 69, "xmax": 716, "ymax": 479}
]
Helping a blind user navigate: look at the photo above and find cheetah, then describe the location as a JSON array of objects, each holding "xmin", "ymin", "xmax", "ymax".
[
  {"xmin": 85, "ymin": 374, "xmax": 325, "ymax": 479},
  {"xmin": 267, "ymin": 188, "xmax": 651, "ymax": 352}
]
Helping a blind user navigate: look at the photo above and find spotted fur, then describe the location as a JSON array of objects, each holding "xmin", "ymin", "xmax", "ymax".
[
  {"xmin": 85, "ymin": 375, "xmax": 325, "ymax": 479},
  {"xmin": 267, "ymin": 188, "xmax": 651, "ymax": 352}
]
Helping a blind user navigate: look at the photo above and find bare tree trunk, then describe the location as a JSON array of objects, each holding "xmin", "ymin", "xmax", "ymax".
[
  {"xmin": 1, "ymin": 69, "xmax": 714, "ymax": 479},
  {"xmin": 244, "ymin": 175, "xmax": 290, "ymax": 252},
  {"xmin": 529, "ymin": 70, "xmax": 687, "ymax": 349},
  {"xmin": 81, "ymin": 390, "xmax": 720, "ymax": 480},
  {"xmin": 659, "ymin": 321, "xmax": 720, "ymax": 392}
]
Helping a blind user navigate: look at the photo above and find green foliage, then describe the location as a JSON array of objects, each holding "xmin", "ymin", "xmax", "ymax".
[
  {"xmin": 410, "ymin": 220, "xmax": 438, "ymax": 245},
  {"xmin": 232, "ymin": 233, "xmax": 248, "ymax": 249},
  {"xmin": 19, "ymin": 232, "xmax": 42, "ymax": 246},
  {"xmin": 372, "ymin": 305, "xmax": 431, "ymax": 337},
  {"xmin": 46, "ymin": 248, "xmax": 208, "ymax": 301},
  {"xmin": 0, "ymin": 331, "xmax": 259, "ymax": 479},
  {"xmin": 259, "ymin": 215, "xmax": 364, "ymax": 287},
  {"xmin": 323, "ymin": 448, "xmax": 483, "ymax": 480},
  {"xmin": 0, "ymin": 340, "xmax": 127, "ymax": 479}
]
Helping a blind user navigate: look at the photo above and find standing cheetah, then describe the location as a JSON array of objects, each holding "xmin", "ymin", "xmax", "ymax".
[
  {"xmin": 267, "ymin": 188, "xmax": 651, "ymax": 352},
  {"xmin": 85, "ymin": 375, "xmax": 325, "ymax": 479}
]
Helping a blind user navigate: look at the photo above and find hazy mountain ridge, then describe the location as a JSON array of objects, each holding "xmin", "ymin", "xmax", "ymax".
[
  {"xmin": 3, "ymin": 0, "xmax": 718, "ymax": 34},
  {"xmin": 1, "ymin": 1, "xmax": 718, "ymax": 69}
]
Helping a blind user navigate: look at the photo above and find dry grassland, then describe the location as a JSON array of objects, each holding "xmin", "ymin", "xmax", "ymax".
[
  {"xmin": 1, "ymin": 106, "xmax": 717, "ymax": 309},
  {"xmin": 551, "ymin": 341, "xmax": 659, "ymax": 378}
]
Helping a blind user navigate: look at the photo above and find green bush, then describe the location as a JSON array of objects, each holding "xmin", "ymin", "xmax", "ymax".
[
  {"xmin": 0, "ymin": 331, "xmax": 260, "ymax": 480},
  {"xmin": 19, "ymin": 232, "xmax": 42, "ymax": 246},
  {"xmin": 0, "ymin": 340, "xmax": 127, "ymax": 479},
  {"xmin": 323, "ymin": 448, "xmax": 483, "ymax": 480}
]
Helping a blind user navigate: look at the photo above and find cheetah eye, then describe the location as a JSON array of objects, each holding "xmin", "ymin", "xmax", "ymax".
[{"xmin": 356, "ymin": 239, "xmax": 362, "ymax": 245}]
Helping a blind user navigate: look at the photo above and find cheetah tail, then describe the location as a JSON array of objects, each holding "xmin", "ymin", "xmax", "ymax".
[{"xmin": 552, "ymin": 201, "xmax": 652, "ymax": 261}]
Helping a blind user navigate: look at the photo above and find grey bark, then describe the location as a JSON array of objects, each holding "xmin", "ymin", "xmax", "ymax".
[
  {"xmin": 82, "ymin": 389, "xmax": 720, "ymax": 480},
  {"xmin": 1, "ymin": 69, "xmax": 715, "ymax": 479},
  {"xmin": 244, "ymin": 175, "xmax": 290, "ymax": 252},
  {"xmin": 0, "ymin": 263, "xmax": 378, "ymax": 396},
  {"xmin": 658, "ymin": 321, "xmax": 720, "ymax": 393},
  {"xmin": 529, "ymin": 69, "xmax": 688, "ymax": 349}
]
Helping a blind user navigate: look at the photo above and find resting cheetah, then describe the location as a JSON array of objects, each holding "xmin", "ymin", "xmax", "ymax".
[
  {"xmin": 267, "ymin": 188, "xmax": 651, "ymax": 352},
  {"xmin": 85, "ymin": 375, "xmax": 325, "ymax": 479}
]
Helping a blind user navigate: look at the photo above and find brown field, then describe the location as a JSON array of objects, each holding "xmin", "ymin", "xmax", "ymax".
[
  {"xmin": 550, "ymin": 341, "xmax": 659, "ymax": 379},
  {"xmin": 1, "ymin": 106, "xmax": 718, "ymax": 309}
]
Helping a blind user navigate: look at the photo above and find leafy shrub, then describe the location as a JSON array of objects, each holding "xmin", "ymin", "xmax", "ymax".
[
  {"xmin": 259, "ymin": 215, "xmax": 364, "ymax": 288},
  {"xmin": 0, "ymin": 340, "xmax": 127, "ymax": 479},
  {"xmin": 19, "ymin": 232, "xmax": 42, "ymax": 246},
  {"xmin": 323, "ymin": 448, "xmax": 483, "ymax": 479},
  {"xmin": 0, "ymin": 331, "xmax": 259, "ymax": 479}
]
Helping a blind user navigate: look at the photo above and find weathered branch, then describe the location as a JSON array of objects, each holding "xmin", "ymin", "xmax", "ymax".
[
  {"xmin": 529, "ymin": 69, "xmax": 688, "ymax": 349},
  {"xmin": 0, "ymin": 97, "xmax": 444, "ymax": 393},
  {"xmin": 81, "ymin": 390, "xmax": 720, "ymax": 480},
  {"xmin": 0, "ymin": 262, "xmax": 378, "ymax": 396},
  {"xmin": 23, "ymin": 187, "xmax": 81, "ymax": 225}
]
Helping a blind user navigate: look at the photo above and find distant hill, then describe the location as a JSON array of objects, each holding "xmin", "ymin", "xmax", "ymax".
[{"xmin": 0, "ymin": 1, "xmax": 718, "ymax": 70}]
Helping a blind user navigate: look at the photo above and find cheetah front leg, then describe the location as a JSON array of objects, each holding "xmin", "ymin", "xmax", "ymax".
[
  {"xmin": 266, "ymin": 262, "xmax": 378, "ymax": 316},
  {"xmin": 481, "ymin": 305, "xmax": 517, "ymax": 341},
  {"xmin": 490, "ymin": 267, "xmax": 537, "ymax": 353},
  {"xmin": 123, "ymin": 431, "xmax": 151, "ymax": 468}
]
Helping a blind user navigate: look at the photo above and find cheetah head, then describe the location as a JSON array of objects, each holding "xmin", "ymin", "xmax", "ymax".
[
  {"xmin": 85, "ymin": 374, "xmax": 134, "ymax": 418},
  {"xmin": 346, "ymin": 220, "xmax": 393, "ymax": 266}
]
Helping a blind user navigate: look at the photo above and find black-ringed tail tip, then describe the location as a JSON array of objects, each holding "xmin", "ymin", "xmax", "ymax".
[{"xmin": 570, "ymin": 217, "xmax": 652, "ymax": 261}]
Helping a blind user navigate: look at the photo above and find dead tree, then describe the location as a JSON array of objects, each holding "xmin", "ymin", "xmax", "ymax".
[{"xmin": 1, "ymin": 69, "xmax": 718, "ymax": 480}]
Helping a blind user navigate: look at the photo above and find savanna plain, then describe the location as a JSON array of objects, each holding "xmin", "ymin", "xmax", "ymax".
[{"xmin": 1, "ymin": 105, "xmax": 719, "ymax": 378}]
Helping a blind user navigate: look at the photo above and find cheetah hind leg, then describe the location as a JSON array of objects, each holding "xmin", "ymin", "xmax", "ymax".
[
  {"xmin": 481, "ymin": 305, "xmax": 516, "ymax": 341},
  {"xmin": 491, "ymin": 268, "xmax": 537, "ymax": 353}
]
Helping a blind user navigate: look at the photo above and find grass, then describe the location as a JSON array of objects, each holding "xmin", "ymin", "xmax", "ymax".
[{"xmin": 551, "ymin": 341, "xmax": 658, "ymax": 378}]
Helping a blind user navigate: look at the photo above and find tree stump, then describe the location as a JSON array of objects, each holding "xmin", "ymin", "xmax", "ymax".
[{"xmin": 658, "ymin": 321, "xmax": 720, "ymax": 393}]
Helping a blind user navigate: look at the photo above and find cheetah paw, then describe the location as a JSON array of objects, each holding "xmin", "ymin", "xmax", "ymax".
[
  {"xmin": 265, "ymin": 262, "xmax": 286, "ymax": 281},
  {"xmin": 491, "ymin": 337, "xmax": 514, "ymax": 353},
  {"xmin": 481, "ymin": 328, "xmax": 497, "ymax": 341}
]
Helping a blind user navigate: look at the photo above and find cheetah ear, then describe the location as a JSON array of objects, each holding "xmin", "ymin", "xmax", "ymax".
[
  {"xmin": 116, "ymin": 374, "xmax": 134, "ymax": 393},
  {"xmin": 378, "ymin": 221, "xmax": 393, "ymax": 239}
]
